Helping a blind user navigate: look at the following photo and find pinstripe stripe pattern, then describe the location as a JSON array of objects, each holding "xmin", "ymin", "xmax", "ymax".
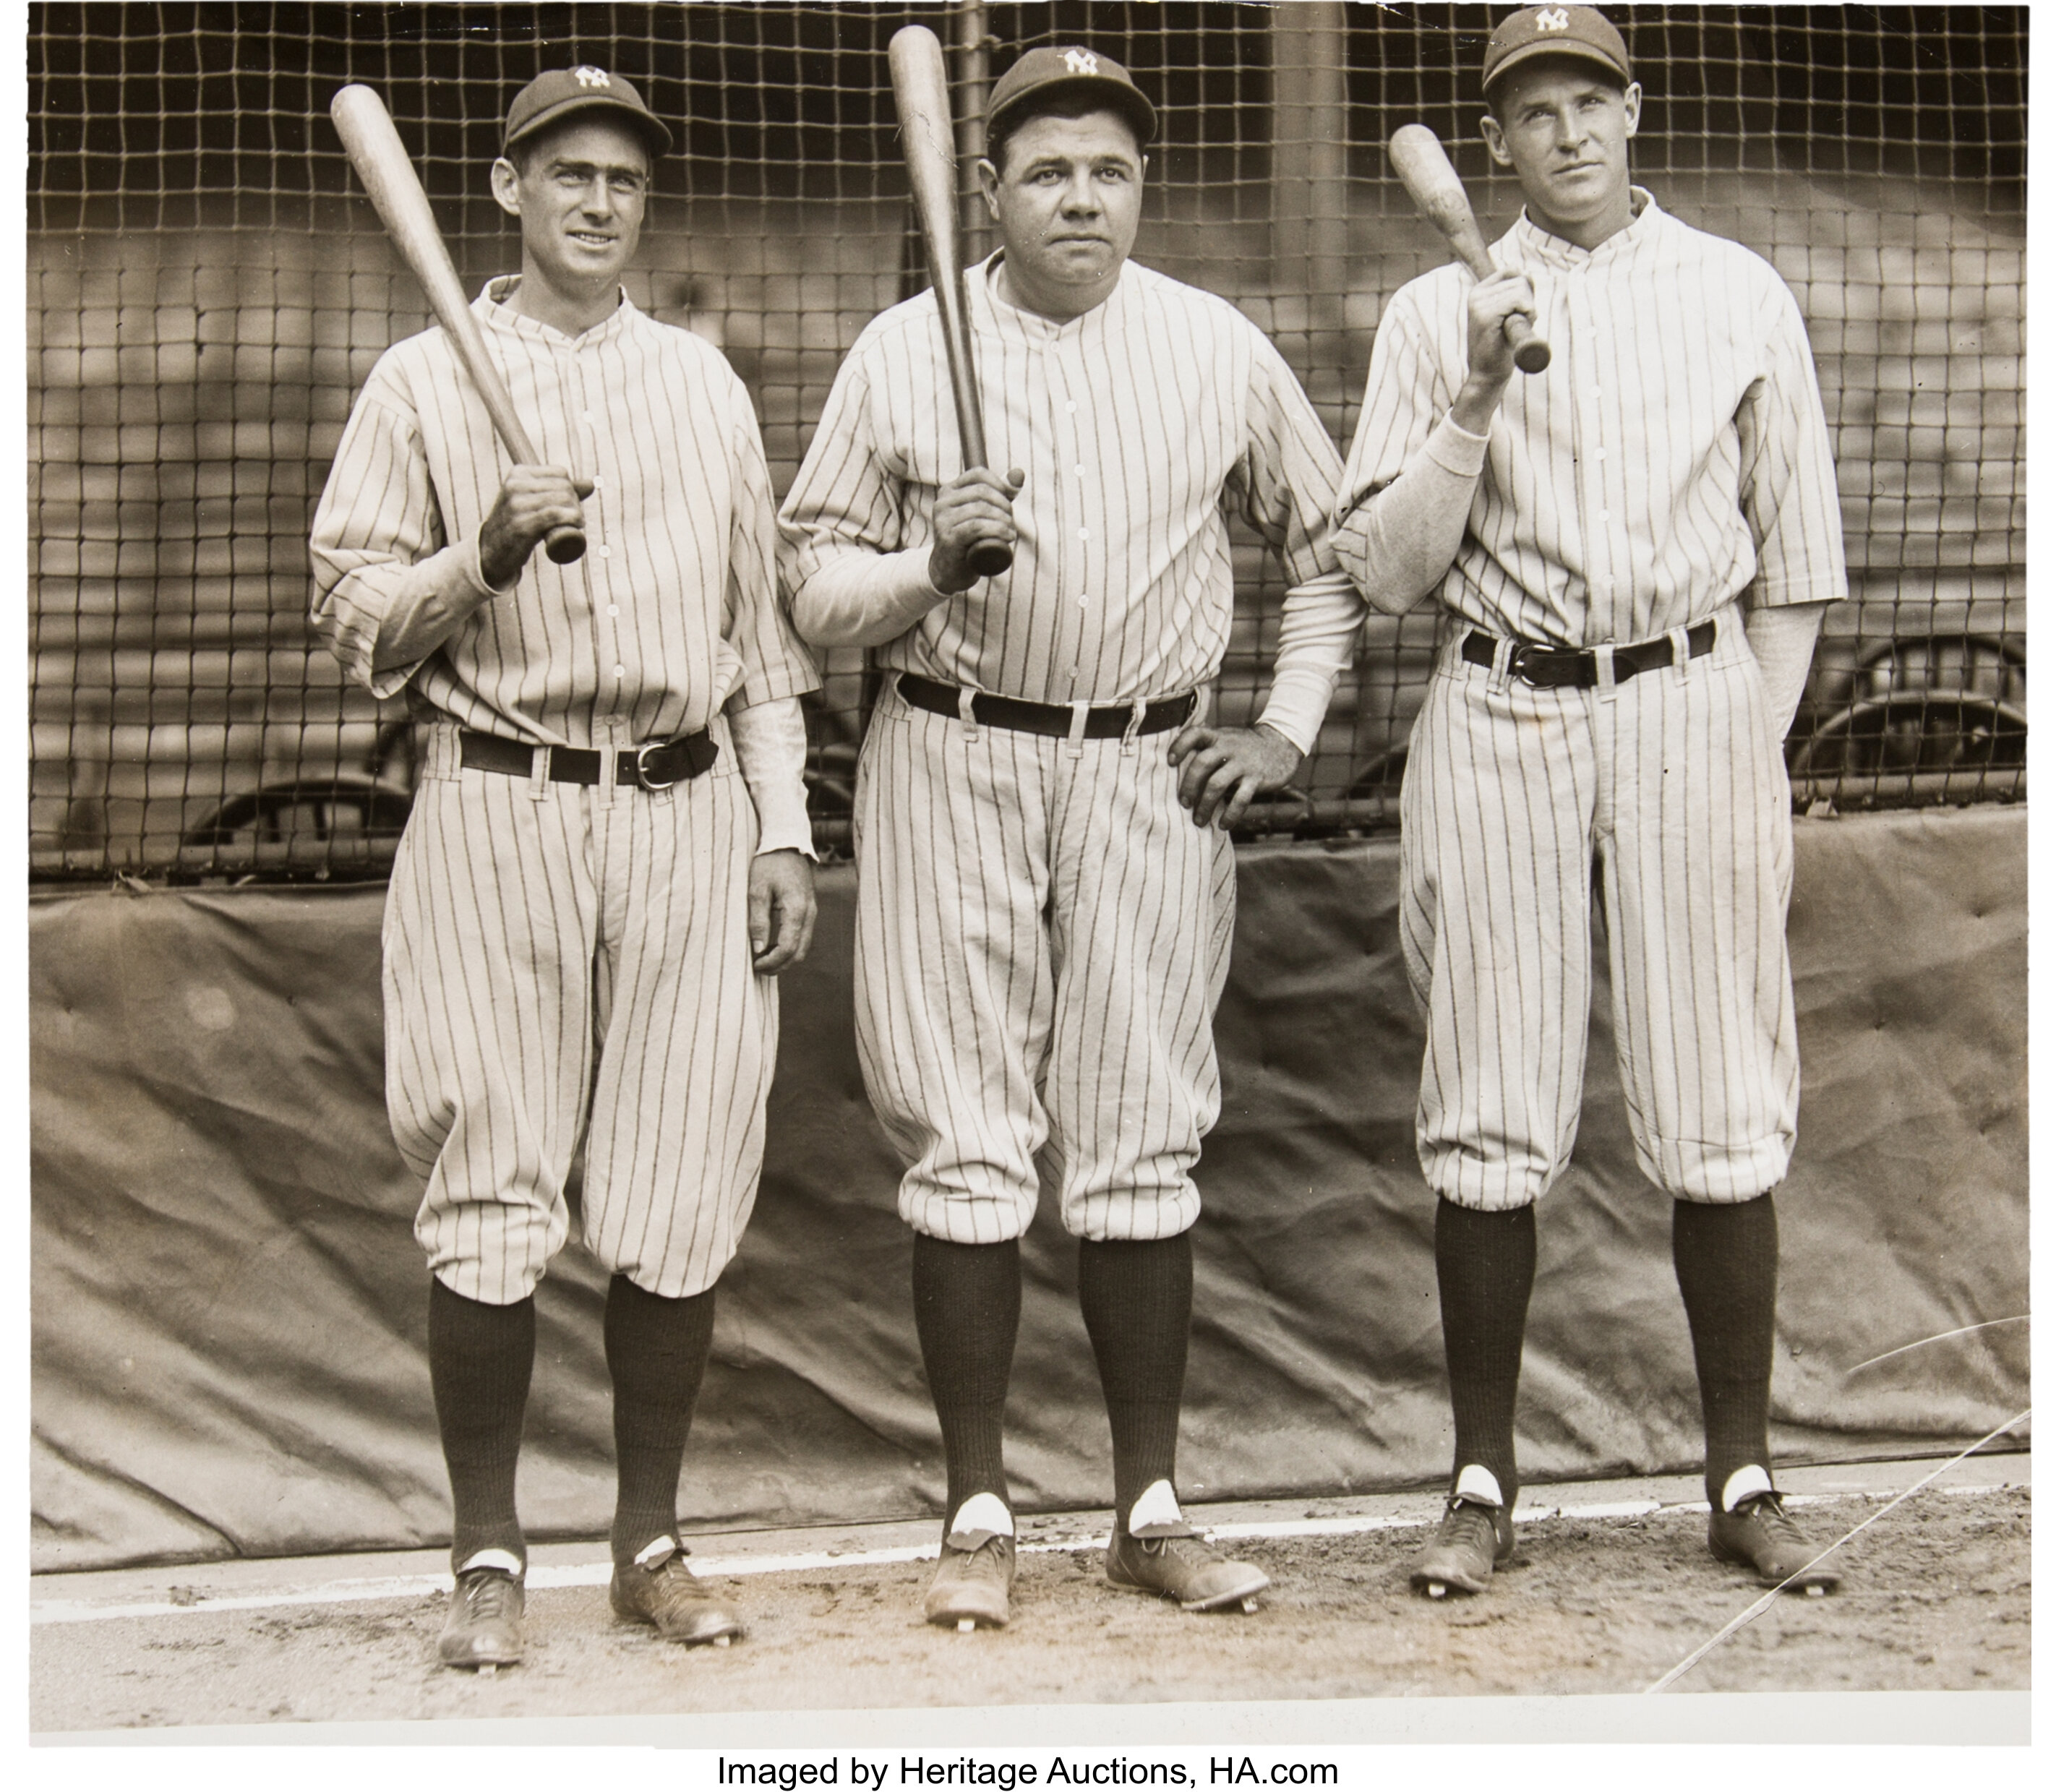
[
  {"xmin": 1337, "ymin": 195, "xmax": 1846, "ymax": 646},
  {"xmin": 1400, "ymin": 615, "xmax": 1797, "ymax": 1210},
  {"xmin": 784, "ymin": 258, "xmax": 1339, "ymax": 1244},
  {"xmin": 386, "ymin": 723, "xmax": 773, "ymax": 1303},
  {"xmin": 852, "ymin": 684, "xmax": 1235, "ymax": 1243},
  {"xmin": 1344, "ymin": 194, "xmax": 1843, "ymax": 1212},
  {"xmin": 312, "ymin": 278, "xmax": 816, "ymax": 742},
  {"xmin": 781, "ymin": 257, "xmax": 1345, "ymax": 704},
  {"xmin": 312, "ymin": 280, "xmax": 815, "ymax": 1305}
]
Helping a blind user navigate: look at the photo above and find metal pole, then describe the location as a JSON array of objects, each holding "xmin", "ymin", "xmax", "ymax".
[
  {"xmin": 1270, "ymin": 1, "xmax": 1350, "ymax": 296},
  {"xmin": 951, "ymin": 0, "xmax": 995, "ymax": 265}
]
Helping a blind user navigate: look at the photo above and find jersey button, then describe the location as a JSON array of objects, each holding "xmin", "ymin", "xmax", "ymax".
[
  {"xmin": 598, "ymin": 544, "xmax": 611, "ymax": 559},
  {"xmin": 613, "ymin": 664, "xmax": 625, "ymax": 679},
  {"xmin": 1078, "ymin": 527, "xmax": 1089, "ymax": 540},
  {"xmin": 607, "ymin": 604, "xmax": 620, "ymax": 617}
]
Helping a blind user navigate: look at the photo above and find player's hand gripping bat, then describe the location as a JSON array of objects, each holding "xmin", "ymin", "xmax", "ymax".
[
  {"xmin": 889, "ymin": 25, "xmax": 1013, "ymax": 578},
  {"xmin": 330, "ymin": 83, "xmax": 586, "ymax": 563},
  {"xmin": 1389, "ymin": 124, "xmax": 1552, "ymax": 375}
]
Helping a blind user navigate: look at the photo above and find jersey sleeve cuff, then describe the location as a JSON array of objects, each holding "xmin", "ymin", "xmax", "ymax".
[
  {"xmin": 1255, "ymin": 683, "xmax": 1326, "ymax": 759},
  {"xmin": 1426, "ymin": 410, "xmax": 1492, "ymax": 475}
]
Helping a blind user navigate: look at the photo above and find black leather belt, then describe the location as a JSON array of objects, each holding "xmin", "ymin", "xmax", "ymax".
[
  {"xmin": 1460, "ymin": 620, "xmax": 1717, "ymax": 690},
  {"xmin": 458, "ymin": 726, "xmax": 719, "ymax": 791},
  {"xmin": 897, "ymin": 672, "xmax": 1196, "ymax": 739}
]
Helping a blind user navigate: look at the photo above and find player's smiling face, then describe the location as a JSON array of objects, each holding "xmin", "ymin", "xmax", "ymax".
[
  {"xmin": 979, "ymin": 108, "xmax": 1145, "ymax": 322},
  {"xmin": 1482, "ymin": 59, "xmax": 1641, "ymax": 249},
  {"xmin": 492, "ymin": 116, "xmax": 651, "ymax": 308}
]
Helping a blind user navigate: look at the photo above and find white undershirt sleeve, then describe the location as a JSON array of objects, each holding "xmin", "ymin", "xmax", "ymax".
[
  {"xmin": 1335, "ymin": 411, "xmax": 1491, "ymax": 617},
  {"xmin": 726, "ymin": 696, "xmax": 816, "ymax": 859},
  {"xmin": 1742, "ymin": 599, "xmax": 1828, "ymax": 740},
  {"xmin": 789, "ymin": 547, "xmax": 953, "ymax": 650}
]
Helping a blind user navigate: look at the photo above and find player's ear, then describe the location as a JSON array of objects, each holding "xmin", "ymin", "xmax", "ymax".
[
  {"xmin": 1622, "ymin": 82, "xmax": 1642, "ymax": 138},
  {"xmin": 976, "ymin": 155, "xmax": 1001, "ymax": 220},
  {"xmin": 490, "ymin": 156, "xmax": 523, "ymax": 218},
  {"xmin": 1480, "ymin": 112, "xmax": 1512, "ymax": 168}
]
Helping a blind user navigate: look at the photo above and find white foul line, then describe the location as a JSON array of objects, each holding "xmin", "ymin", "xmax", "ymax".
[
  {"xmin": 33, "ymin": 1481, "xmax": 2001, "ymax": 1628},
  {"xmin": 1642, "ymin": 1408, "xmax": 2033, "ymax": 1694}
]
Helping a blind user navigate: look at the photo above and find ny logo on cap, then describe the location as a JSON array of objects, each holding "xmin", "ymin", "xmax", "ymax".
[
  {"xmin": 1535, "ymin": 7, "xmax": 1571, "ymax": 30},
  {"xmin": 1063, "ymin": 48, "xmax": 1100, "ymax": 75},
  {"xmin": 573, "ymin": 66, "xmax": 611, "ymax": 87}
]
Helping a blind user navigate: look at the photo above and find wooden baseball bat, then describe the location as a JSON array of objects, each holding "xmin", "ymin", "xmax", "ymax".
[
  {"xmin": 330, "ymin": 83, "xmax": 586, "ymax": 563},
  {"xmin": 1389, "ymin": 124, "xmax": 1551, "ymax": 374},
  {"xmin": 888, "ymin": 25, "xmax": 1012, "ymax": 578}
]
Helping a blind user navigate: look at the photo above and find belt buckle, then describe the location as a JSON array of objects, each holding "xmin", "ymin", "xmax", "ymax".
[
  {"xmin": 632, "ymin": 740, "xmax": 679, "ymax": 792},
  {"xmin": 1507, "ymin": 642, "xmax": 1548, "ymax": 686}
]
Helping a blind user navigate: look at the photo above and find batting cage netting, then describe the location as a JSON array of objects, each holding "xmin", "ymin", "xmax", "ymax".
[{"xmin": 28, "ymin": 2, "xmax": 2027, "ymax": 878}]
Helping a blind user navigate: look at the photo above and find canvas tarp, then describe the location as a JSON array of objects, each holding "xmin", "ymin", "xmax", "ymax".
[{"xmin": 31, "ymin": 807, "xmax": 2029, "ymax": 1572}]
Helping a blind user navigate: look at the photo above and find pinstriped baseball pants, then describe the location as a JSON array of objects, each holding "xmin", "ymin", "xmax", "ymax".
[
  {"xmin": 1400, "ymin": 608, "xmax": 1799, "ymax": 1212},
  {"xmin": 852, "ymin": 682, "xmax": 1236, "ymax": 1246},
  {"xmin": 384, "ymin": 721, "xmax": 776, "ymax": 1305}
]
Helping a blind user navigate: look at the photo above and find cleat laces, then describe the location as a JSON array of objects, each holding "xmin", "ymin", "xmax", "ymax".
[
  {"xmin": 1732, "ymin": 1491, "xmax": 1806, "ymax": 1549},
  {"xmin": 1439, "ymin": 1497, "xmax": 1502, "ymax": 1553},
  {"xmin": 455, "ymin": 1567, "xmax": 518, "ymax": 1622}
]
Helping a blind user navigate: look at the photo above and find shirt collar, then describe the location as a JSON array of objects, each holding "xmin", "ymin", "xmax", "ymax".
[
  {"xmin": 1509, "ymin": 187, "xmax": 1661, "ymax": 268},
  {"xmin": 970, "ymin": 252, "xmax": 1131, "ymax": 338},
  {"xmin": 476, "ymin": 275, "xmax": 641, "ymax": 344}
]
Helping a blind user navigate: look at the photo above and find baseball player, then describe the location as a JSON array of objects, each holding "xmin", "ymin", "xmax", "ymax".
[
  {"xmin": 779, "ymin": 46, "xmax": 1361, "ymax": 1629},
  {"xmin": 1332, "ymin": 7, "xmax": 1847, "ymax": 1596},
  {"xmin": 310, "ymin": 68, "xmax": 820, "ymax": 1668}
]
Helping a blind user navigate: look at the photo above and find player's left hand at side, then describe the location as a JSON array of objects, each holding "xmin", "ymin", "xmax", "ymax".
[
  {"xmin": 748, "ymin": 849, "xmax": 818, "ymax": 974},
  {"xmin": 1168, "ymin": 723, "xmax": 1304, "ymax": 831}
]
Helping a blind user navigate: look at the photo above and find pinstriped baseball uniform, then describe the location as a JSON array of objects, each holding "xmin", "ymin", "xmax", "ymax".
[
  {"xmin": 1336, "ymin": 193, "xmax": 1846, "ymax": 1210},
  {"xmin": 781, "ymin": 257, "xmax": 1350, "ymax": 1243},
  {"xmin": 312, "ymin": 279, "xmax": 819, "ymax": 1302}
]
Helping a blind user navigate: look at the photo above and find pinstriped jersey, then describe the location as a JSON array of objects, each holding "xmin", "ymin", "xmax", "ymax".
[
  {"xmin": 311, "ymin": 278, "xmax": 818, "ymax": 747},
  {"xmin": 1337, "ymin": 193, "xmax": 1847, "ymax": 648},
  {"xmin": 779, "ymin": 257, "xmax": 1350, "ymax": 707}
]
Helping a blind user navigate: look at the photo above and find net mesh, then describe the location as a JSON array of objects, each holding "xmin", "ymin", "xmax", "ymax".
[{"xmin": 28, "ymin": 1, "xmax": 2028, "ymax": 879}]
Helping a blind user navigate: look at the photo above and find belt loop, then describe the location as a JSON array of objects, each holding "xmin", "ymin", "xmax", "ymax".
[
  {"xmin": 1488, "ymin": 633, "xmax": 1515, "ymax": 695},
  {"xmin": 1595, "ymin": 640, "xmax": 1618, "ymax": 703},
  {"xmin": 956, "ymin": 684, "xmax": 980, "ymax": 744},
  {"xmin": 1121, "ymin": 695, "xmax": 1147, "ymax": 757},
  {"xmin": 1669, "ymin": 625, "xmax": 1693, "ymax": 685},
  {"xmin": 528, "ymin": 744, "xmax": 549, "ymax": 802},
  {"xmin": 1066, "ymin": 700, "xmax": 1091, "ymax": 759}
]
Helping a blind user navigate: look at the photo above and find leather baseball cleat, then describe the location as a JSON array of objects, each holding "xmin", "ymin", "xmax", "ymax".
[
  {"xmin": 1106, "ymin": 1525, "xmax": 1270, "ymax": 1613},
  {"xmin": 439, "ymin": 1564, "xmax": 526, "ymax": 1669},
  {"xmin": 1708, "ymin": 1491, "xmax": 1843, "ymax": 1593},
  {"xmin": 610, "ymin": 1542, "xmax": 746, "ymax": 1645},
  {"xmin": 924, "ymin": 1533, "xmax": 1016, "ymax": 1629},
  {"xmin": 1410, "ymin": 1496, "xmax": 1515, "ymax": 1597}
]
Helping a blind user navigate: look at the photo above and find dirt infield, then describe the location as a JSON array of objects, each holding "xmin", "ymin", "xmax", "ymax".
[{"xmin": 30, "ymin": 1456, "xmax": 2027, "ymax": 1735}]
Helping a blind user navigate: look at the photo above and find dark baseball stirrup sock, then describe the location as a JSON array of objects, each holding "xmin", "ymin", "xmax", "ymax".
[
  {"xmin": 604, "ymin": 1274, "xmax": 719, "ymax": 1568},
  {"xmin": 427, "ymin": 1277, "xmax": 536, "ymax": 1573},
  {"xmin": 911, "ymin": 1232, "xmax": 1021, "ymax": 1525},
  {"xmin": 1078, "ymin": 1232, "xmax": 1193, "ymax": 1527},
  {"xmin": 1672, "ymin": 1192, "xmax": 1780, "ymax": 1509},
  {"xmin": 1434, "ymin": 1198, "xmax": 1536, "ymax": 1506}
]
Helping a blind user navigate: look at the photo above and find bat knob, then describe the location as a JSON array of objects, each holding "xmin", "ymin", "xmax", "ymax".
[
  {"xmin": 967, "ymin": 540, "xmax": 1014, "ymax": 580},
  {"xmin": 544, "ymin": 523, "xmax": 587, "ymax": 565},
  {"xmin": 1513, "ymin": 338, "xmax": 1553, "ymax": 375}
]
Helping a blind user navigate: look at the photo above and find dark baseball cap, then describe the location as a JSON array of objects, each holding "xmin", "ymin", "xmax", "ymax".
[
  {"xmin": 1481, "ymin": 6, "xmax": 1632, "ymax": 97},
  {"xmin": 502, "ymin": 66, "xmax": 673, "ymax": 159},
  {"xmin": 986, "ymin": 45, "xmax": 1157, "ymax": 149}
]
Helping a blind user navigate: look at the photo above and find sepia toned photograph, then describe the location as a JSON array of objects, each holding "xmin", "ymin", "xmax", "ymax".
[{"xmin": 27, "ymin": 1, "xmax": 2028, "ymax": 1742}]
